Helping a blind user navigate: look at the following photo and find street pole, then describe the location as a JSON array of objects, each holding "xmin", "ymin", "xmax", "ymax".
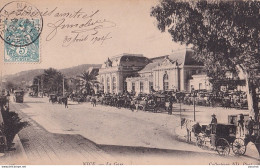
[
  {"xmin": 180, "ymin": 99, "xmax": 182, "ymax": 129},
  {"xmin": 63, "ymin": 77, "xmax": 65, "ymax": 97},
  {"xmin": 38, "ymin": 78, "xmax": 40, "ymax": 96},
  {"xmin": 193, "ymin": 93, "xmax": 196, "ymax": 121},
  {"xmin": 158, "ymin": 63, "xmax": 159, "ymax": 91},
  {"xmin": 41, "ymin": 75, "xmax": 43, "ymax": 97}
]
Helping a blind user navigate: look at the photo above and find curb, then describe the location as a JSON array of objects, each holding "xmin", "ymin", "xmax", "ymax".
[{"xmin": 13, "ymin": 134, "xmax": 30, "ymax": 164}]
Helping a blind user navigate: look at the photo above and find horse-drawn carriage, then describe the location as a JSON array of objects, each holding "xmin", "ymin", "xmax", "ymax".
[
  {"xmin": 49, "ymin": 94, "xmax": 58, "ymax": 103},
  {"xmin": 196, "ymin": 123, "xmax": 246, "ymax": 156},
  {"xmin": 13, "ymin": 90, "xmax": 24, "ymax": 103},
  {"xmin": 135, "ymin": 94, "xmax": 167, "ymax": 112},
  {"xmin": 195, "ymin": 92, "xmax": 212, "ymax": 106},
  {"xmin": 101, "ymin": 95, "xmax": 112, "ymax": 105}
]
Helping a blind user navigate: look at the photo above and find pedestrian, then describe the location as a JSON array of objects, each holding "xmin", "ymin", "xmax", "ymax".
[
  {"xmin": 168, "ymin": 95, "xmax": 173, "ymax": 115},
  {"xmin": 246, "ymin": 116, "xmax": 254, "ymax": 136},
  {"xmin": 92, "ymin": 97, "xmax": 96, "ymax": 107},
  {"xmin": 211, "ymin": 114, "xmax": 217, "ymax": 124},
  {"xmin": 238, "ymin": 113, "xmax": 244, "ymax": 136},
  {"xmin": 64, "ymin": 97, "xmax": 68, "ymax": 108}
]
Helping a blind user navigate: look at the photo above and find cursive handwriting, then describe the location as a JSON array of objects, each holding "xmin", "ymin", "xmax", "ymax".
[
  {"xmin": 62, "ymin": 32, "xmax": 112, "ymax": 47},
  {"xmin": 40, "ymin": 7, "xmax": 99, "ymax": 20},
  {"xmin": 46, "ymin": 12, "xmax": 116, "ymax": 47},
  {"xmin": 46, "ymin": 18, "xmax": 116, "ymax": 41}
]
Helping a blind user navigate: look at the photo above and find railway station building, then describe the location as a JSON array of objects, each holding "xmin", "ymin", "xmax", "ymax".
[{"xmin": 98, "ymin": 49, "xmax": 204, "ymax": 94}]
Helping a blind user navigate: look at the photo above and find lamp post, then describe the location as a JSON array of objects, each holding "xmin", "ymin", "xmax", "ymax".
[
  {"xmin": 41, "ymin": 75, "xmax": 43, "ymax": 97},
  {"xmin": 157, "ymin": 63, "xmax": 160, "ymax": 91},
  {"xmin": 35, "ymin": 75, "xmax": 44, "ymax": 97},
  {"xmin": 180, "ymin": 97, "xmax": 182, "ymax": 118},
  {"xmin": 35, "ymin": 77, "xmax": 40, "ymax": 96},
  {"xmin": 192, "ymin": 89, "xmax": 196, "ymax": 121},
  {"xmin": 63, "ymin": 76, "xmax": 65, "ymax": 97}
]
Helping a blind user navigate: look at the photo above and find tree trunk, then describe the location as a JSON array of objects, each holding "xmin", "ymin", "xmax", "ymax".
[
  {"xmin": 243, "ymin": 70, "xmax": 260, "ymax": 157},
  {"xmin": 245, "ymin": 73, "xmax": 259, "ymax": 121}
]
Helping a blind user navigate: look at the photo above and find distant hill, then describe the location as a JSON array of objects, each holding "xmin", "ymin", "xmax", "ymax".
[
  {"xmin": 60, "ymin": 64, "xmax": 101, "ymax": 78},
  {"xmin": 4, "ymin": 64, "xmax": 102, "ymax": 84}
]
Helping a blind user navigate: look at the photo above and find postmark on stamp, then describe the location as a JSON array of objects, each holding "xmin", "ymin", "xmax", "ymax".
[{"xmin": 0, "ymin": 1, "xmax": 43, "ymax": 63}]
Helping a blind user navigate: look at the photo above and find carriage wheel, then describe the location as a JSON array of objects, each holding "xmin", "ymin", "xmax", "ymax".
[
  {"xmin": 232, "ymin": 138, "xmax": 246, "ymax": 155},
  {"xmin": 196, "ymin": 136, "xmax": 205, "ymax": 148},
  {"xmin": 216, "ymin": 138, "xmax": 230, "ymax": 156}
]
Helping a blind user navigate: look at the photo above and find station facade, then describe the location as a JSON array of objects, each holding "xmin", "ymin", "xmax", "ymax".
[{"xmin": 98, "ymin": 49, "xmax": 204, "ymax": 94}]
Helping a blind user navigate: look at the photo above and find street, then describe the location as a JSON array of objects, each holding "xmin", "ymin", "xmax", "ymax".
[{"xmin": 6, "ymin": 94, "xmax": 260, "ymax": 165}]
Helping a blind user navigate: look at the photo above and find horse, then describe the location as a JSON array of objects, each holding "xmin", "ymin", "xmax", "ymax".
[{"xmin": 181, "ymin": 118, "xmax": 196, "ymax": 142}]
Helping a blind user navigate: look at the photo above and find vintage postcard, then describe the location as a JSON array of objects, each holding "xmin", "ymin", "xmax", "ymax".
[{"xmin": 0, "ymin": 0, "xmax": 259, "ymax": 166}]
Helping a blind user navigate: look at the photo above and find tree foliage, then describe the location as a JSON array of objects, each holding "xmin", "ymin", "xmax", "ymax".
[
  {"xmin": 77, "ymin": 71, "xmax": 99, "ymax": 95},
  {"xmin": 4, "ymin": 81, "xmax": 16, "ymax": 91},
  {"xmin": 151, "ymin": 0, "xmax": 260, "ymax": 117},
  {"xmin": 33, "ymin": 68, "xmax": 68, "ymax": 95}
]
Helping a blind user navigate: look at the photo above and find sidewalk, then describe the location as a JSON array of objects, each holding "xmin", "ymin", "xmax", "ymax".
[
  {"xmin": 0, "ymin": 134, "xmax": 29, "ymax": 164},
  {"xmin": 9, "ymin": 100, "xmax": 116, "ymax": 165}
]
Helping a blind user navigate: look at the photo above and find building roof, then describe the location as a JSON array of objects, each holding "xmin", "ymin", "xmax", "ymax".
[
  {"xmin": 139, "ymin": 56, "xmax": 167, "ymax": 73},
  {"xmin": 102, "ymin": 53, "xmax": 149, "ymax": 68},
  {"xmin": 168, "ymin": 48, "xmax": 203, "ymax": 66},
  {"xmin": 139, "ymin": 49, "xmax": 203, "ymax": 73},
  {"xmin": 110, "ymin": 53, "xmax": 144, "ymax": 60}
]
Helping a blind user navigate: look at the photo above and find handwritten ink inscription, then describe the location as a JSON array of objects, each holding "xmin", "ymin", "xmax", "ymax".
[{"xmin": 43, "ymin": 8, "xmax": 116, "ymax": 47}]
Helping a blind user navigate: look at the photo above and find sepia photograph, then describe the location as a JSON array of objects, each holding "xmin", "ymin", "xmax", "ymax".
[{"xmin": 0, "ymin": 0, "xmax": 260, "ymax": 166}]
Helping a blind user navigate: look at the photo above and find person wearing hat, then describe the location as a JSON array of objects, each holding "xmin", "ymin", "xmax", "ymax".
[
  {"xmin": 211, "ymin": 114, "xmax": 217, "ymax": 124},
  {"xmin": 246, "ymin": 116, "xmax": 254, "ymax": 136},
  {"xmin": 238, "ymin": 113, "xmax": 245, "ymax": 136}
]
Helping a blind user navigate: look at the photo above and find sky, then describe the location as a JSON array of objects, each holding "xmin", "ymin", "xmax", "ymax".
[{"xmin": 1, "ymin": 0, "xmax": 185, "ymax": 76}]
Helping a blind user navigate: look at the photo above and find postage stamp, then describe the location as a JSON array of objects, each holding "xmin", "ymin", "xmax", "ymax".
[{"xmin": 0, "ymin": 1, "xmax": 43, "ymax": 63}]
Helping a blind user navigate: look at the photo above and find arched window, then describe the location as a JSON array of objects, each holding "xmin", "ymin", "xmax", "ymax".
[
  {"xmin": 107, "ymin": 77, "xmax": 110, "ymax": 93},
  {"xmin": 112, "ymin": 77, "xmax": 116, "ymax": 93},
  {"xmin": 163, "ymin": 73, "xmax": 169, "ymax": 91}
]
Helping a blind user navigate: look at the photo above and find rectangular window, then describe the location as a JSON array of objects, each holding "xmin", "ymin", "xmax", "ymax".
[
  {"xmin": 199, "ymin": 83, "xmax": 202, "ymax": 90},
  {"xmin": 107, "ymin": 78, "xmax": 110, "ymax": 93},
  {"xmin": 112, "ymin": 77, "xmax": 116, "ymax": 93},
  {"xmin": 140, "ymin": 82, "xmax": 144, "ymax": 93},
  {"xmin": 132, "ymin": 82, "xmax": 135, "ymax": 92},
  {"xmin": 149, "ymin": 82, "xmax": 154, "ymax": 92}
]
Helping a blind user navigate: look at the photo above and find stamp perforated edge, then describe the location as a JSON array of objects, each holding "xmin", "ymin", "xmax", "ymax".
[{"xmin": 2, "ymin": 36, "xmax": 42, "ymax": 64}]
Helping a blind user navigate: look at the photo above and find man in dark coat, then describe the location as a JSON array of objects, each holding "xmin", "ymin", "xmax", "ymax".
[
  {"xmin": 211, "ymin": 114, "xmax": 217, "ymax": 124},
  {"xmin": 64, "ymin": 97, "xmax": 68, "ymax": 108},
  {"xmin": 246, "ymin": 116, "xmax": 254, "ymax": 136},
  {"xmin": 238, "ymin": 114, "xmax": 245, "ymax": 136},
  {"xmin": 168, "ymin": 95, "xmax": 174, "ymax": 115}
]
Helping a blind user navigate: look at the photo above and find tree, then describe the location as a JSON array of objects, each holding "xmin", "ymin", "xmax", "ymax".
[
  {"xmin": 32, "ymin": 75, "xmax": 43, "ymax": 94},
  {"xmin": 151, "ymin": 0, "xmax": 260, "ymax": 120},
  {"xmin": 33, "ymin": 68, "xmax": 68, "ymax": 95},
  {"xmin": 5, "ymin": 81, "xmax": 16, "ymax": 92},
  {"xmin": 77, "ymin": 71, "xmax": 99, "ymax": 95}
]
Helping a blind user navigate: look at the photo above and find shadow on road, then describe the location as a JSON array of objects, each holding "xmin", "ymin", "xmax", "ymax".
[{"xmin": 99, "ymin": 144, "xmax": 214, "ymax": 157}]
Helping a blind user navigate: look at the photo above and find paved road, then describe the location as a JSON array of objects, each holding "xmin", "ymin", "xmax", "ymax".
[{"xmin": 7, "ymin": 94, "xmax": 260, "ymax": 164}]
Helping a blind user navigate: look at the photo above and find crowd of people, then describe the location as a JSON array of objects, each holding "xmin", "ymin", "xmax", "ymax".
[{"xmin": 66, "ymin": 90, "xmax": 250, "ymax": 112}]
